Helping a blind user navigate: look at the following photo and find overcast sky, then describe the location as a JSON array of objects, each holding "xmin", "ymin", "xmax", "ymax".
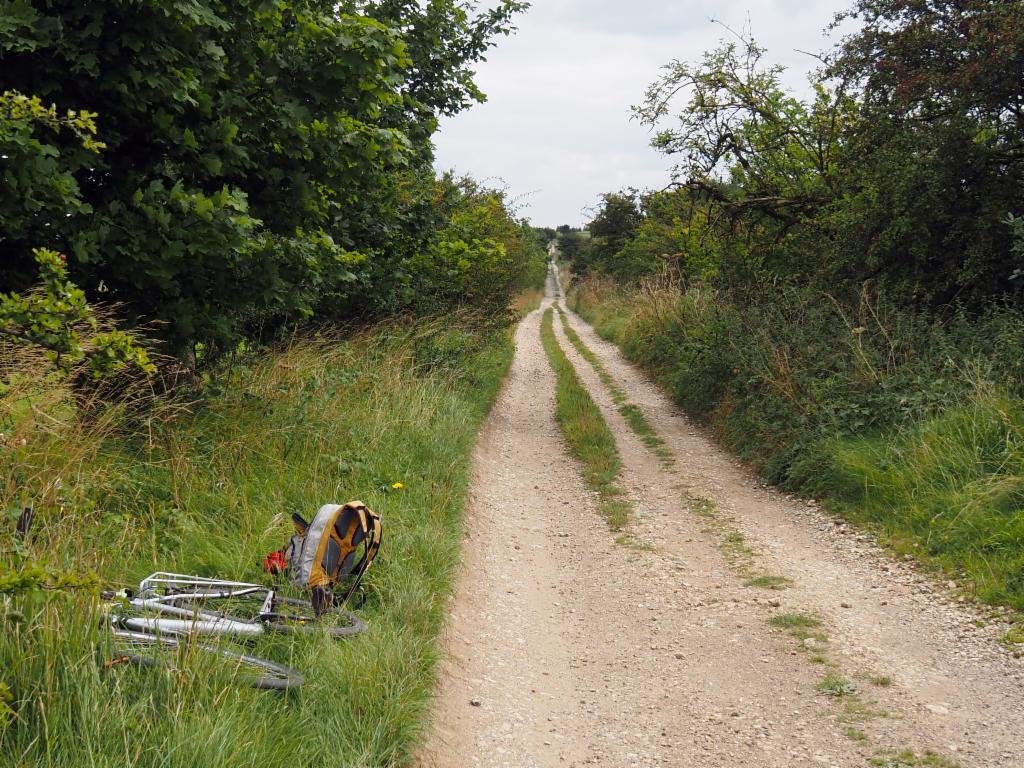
[{"xmin": 433, "ymin": 0, "xmax": 853, "ymax": 227}]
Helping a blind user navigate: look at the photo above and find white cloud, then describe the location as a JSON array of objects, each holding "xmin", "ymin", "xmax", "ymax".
[{"xmin": 432, "ymin": 0, "xmax": 854, "ymax": 226}]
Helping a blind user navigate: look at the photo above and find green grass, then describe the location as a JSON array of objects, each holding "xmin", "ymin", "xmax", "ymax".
[
  {"xmin": 691, "ymin": 497, "xmax": 718, "ymax": 518},
  {"xmin": 555, "ymin": 306, "xmax": 673, "ymax": 466},
  {"xmin": 817, "ymin": 673, "xmax": 858, "ymax": 697},
  {"xmin": 720, "ymin": 530, "xmax": 756, "ymax": 565},
  {"xmin": 540, "ymin": 308, "xmax": 632, "ymax": 531},
  {"xmin": 768, "ymin": 612, "xmax": 829, "ymax": 647},
  {"xmin": 839, "ymin": 696, "xmax": 890, "ymax": 724},
  {"xmin": 872, "ymin": 750, "xmax": 961, "ymax": 768},
  {"xmin": 684, "ymin": 495, "xmax": 770, "ymax": 579},
  {"xmin": 512, "ymin": 288, "xmax": 544, "ymax": 319},
  {"xmin": 789, "ymin": 394, "xmax": 1024, "ymax": 608},
  {"xmin": 769, "ymin": 612, "xmax": 822, "ymax": 630},
  {"xmin": 744, "ymin": 574, "xmax": 791, "ymax": 590},
  {"xmin": 1001, "ymin": 624, "xmax": 1024, "ymax": 647},
  {"xmin": 0, "ymin": 319, "xmax": 514, "ymax": 767}
]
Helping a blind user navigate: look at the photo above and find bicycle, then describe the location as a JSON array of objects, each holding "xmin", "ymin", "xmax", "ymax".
[{"xmin": 101, "ymin": 572, "xmax": 367, "ymax": 690}]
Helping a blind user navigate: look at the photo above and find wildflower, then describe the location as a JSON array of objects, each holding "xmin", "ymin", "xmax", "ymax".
[{"xmin": 391, "ymin": 482, "xmax": 404, "ymax": 490}]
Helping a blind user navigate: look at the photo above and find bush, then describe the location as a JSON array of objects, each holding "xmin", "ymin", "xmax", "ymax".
[
  {"xmin": 406, "ymin": 176, "xmax": 548, "ymax": 320},
  {"xmin": 1, "ymin": 249, "xmax": 152, "ymax": 379},
  {"xmin": 0, "ymin": 3, "xmax": 529, "ymax": 360}
]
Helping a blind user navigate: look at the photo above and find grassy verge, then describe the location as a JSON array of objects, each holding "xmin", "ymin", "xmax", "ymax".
[
  {"xmin": 539, "ymin": 308, "xmax": 632, "ymax": 531},
  {"xmin": 0, "ymin": 319, "xmax": 513, "ymax": 767},
  {"xmin": 571, "ymin": 275, "xmax": 1024, "ymax": 613},
  {"xmin": 555, "ymin": 306, "xmax": 672, "ymax": 466}
]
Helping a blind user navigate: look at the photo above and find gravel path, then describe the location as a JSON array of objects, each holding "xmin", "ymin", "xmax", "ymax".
[{"xmin": 416, "ymin": 272, "xmax": 1024, "ymax": 768}]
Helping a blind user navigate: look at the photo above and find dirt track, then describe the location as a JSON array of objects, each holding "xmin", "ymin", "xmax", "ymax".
[{"xmin": 416, "ymin": 271, "xmax": 1024, "ymax": 768}]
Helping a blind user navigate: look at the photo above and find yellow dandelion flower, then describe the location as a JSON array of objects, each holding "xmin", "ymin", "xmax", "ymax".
[{"xmin": 392, "ymin": 482, "xmax": 404, "ymax": 490}]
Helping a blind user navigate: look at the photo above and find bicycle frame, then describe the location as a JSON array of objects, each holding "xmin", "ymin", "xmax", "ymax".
[
  {"xmin": 108, "ymin": 572, "xmax": 277, "ymax": 639},
  {"xmin": 139, "ymin": 572, "xmax": 267, "ymax": 599}
]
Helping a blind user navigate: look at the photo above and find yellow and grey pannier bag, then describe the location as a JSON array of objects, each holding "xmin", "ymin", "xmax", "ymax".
[{"xmin": 284, "ymin": 502, "xmax": 381, "ymax": 615}]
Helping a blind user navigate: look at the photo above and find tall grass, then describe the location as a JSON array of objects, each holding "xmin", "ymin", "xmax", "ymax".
[
  {"xmin": 571, "ymin": 275, "xmax": 1024, "ymax": 609},
  {"xmin": 791, "ymin": 389, "xmax": 1024, "ymax": 606},
  {"xmin": 539, "ymin": 308, "xmax": 631, "ymax": 530},
  {"xmin": 0, "ymin": 318, "xmax": 513, "ymax": 767}
]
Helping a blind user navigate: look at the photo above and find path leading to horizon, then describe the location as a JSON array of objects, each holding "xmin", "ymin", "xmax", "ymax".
[{"xmin": 416, "ymin": 271, "xmax": 1024, "ymax": 768}]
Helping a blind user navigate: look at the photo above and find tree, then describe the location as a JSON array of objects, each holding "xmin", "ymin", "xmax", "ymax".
[
  {"xmin": 406, "ymin": 175, "xmax": 546, "ymax": 318},
  {"xmin": 0, "ymin": 90, "xmax": 102, "ymax": 286},
  {"xmin": 0, "ymin": 1, "xmax": 411, "ymax": 357},
  {"xmin": 614, "ymin": 188, "xmax": 729, "ymax": 282},
  {"xmin": 0, "ymin": 1, "xmax": 530, "ymax": 360},
  {"xmin": 636, "ymin": 30, "xmax": 851, "ymax": 226},
  {"xmin": 357, "ymin": 1, "xmax": 528, "ymax": 125},
  {"xmin": 634, "ymin": 28, "xmax": 856, "ymax": 283},
  {"xmin": 580, "ymin": 190, "xmax": 644, "ymax": 278},
  {"xmin": 533, "ymin": 227, "xmax": 557, "ymax": 246},
  {"xmin": 825, "ymin": 0, "xmax": 1024, "ymax": 304},
  {"xmin": 556, "ymin": 230, "xmax": 587, "ymax": 269}
]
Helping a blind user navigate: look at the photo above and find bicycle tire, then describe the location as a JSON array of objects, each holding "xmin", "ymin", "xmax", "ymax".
[
  {"xmin": 262, "ymin": 595, "xmax": 367, "ymax": 638},
  {"xmin": 179, "ymin": 593, "xmax": 367, "ymax": 638},
  {"xmin": 107, "ymin": 629, "xmax": 304, "ymax": 691}
]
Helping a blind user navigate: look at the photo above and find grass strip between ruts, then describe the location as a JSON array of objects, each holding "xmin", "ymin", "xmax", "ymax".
[
  {"xmin": 540, "ymin": 307, "xmax": 632, "ymax": 531},
  {"xmin": 555, "ymin": 305, "xmax": 673, "ymax": 467}
]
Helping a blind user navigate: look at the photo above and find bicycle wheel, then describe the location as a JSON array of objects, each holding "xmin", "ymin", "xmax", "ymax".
[
  {"xmin": 178, "ymin": 593, "xmax": 367, "ymax": 638},
  {"xmin": 262, "ymin": 595, "xmax": 367, "ymax": 638},
  {"xmin": 106, "ymin": 629, "xmax": 304, "ymax": 691}
]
